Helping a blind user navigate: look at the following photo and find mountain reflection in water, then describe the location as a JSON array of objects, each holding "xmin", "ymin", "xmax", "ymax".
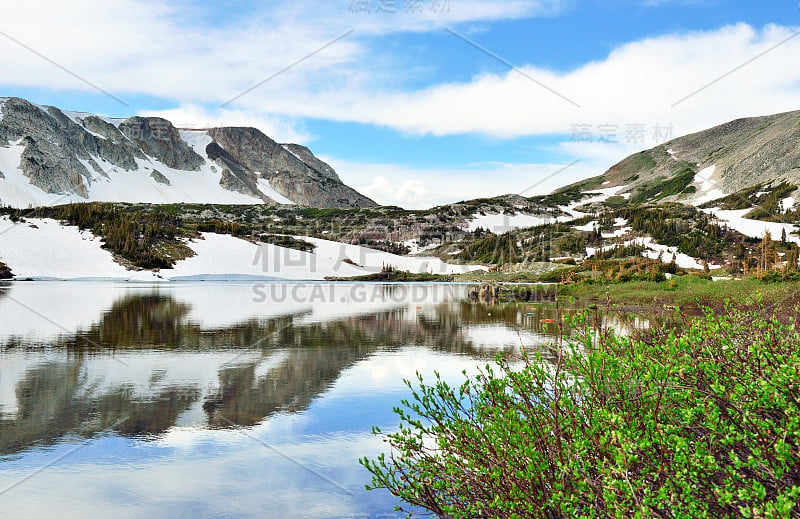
[{"xmin": 0, "ymin": 282, "xmax": 668, "ymax": 458}]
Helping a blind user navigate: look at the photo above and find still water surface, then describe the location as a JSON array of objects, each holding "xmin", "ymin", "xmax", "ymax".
[{"xmin": 0, "ymin": 282, "xmax": 657, "ymax": 518}]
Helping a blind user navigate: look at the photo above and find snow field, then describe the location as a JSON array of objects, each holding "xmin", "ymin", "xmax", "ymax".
[{"xmin": 0, "ymin": 218, "xmax": 484, "ymax": 280}]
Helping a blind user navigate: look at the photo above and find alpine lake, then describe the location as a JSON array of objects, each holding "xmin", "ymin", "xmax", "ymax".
[{"xmin": 0, "ymin": 281, "xmax": 677, "ymax": 518}]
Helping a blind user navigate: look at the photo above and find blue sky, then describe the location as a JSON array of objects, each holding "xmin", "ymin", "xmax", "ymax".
[{"xmin": 0, "ymin": 0, "xmax": 798, "ymax": 207}]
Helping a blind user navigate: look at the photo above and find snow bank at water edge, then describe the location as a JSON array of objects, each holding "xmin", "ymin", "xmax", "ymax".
[
  {"xmin": 298, "ymin": 236, "xmax": 487, "ymax": 276},
  {"xmin": 0, "ymin": 217, "xmax": 161, "ymax": 280},
  {"xmin": 0, "ymin": 218, "xmax": 485, "ymax": 280}
]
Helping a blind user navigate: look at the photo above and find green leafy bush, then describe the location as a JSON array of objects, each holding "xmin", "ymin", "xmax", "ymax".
[{"xmin": 363, "ymin": 305, "xmax": 800, "ymax": 518}]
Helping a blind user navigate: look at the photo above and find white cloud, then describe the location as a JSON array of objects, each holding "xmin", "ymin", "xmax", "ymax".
[
  {"xmin": 363, "ymin": 176, "xmax": 430, "ymax": 207},
  {"xmin": 325, "ymin": 155, "xmax": 600, "ymax": 209},
  {"xmin": 1, "ymin": 2, "xmax": 796, "ymax": 144},
  {"xmin": 136, "ymin": 23, "xmax": 800, "ymax": 146},
  {"xmin": 261, "ymin": 23, "xmax": 800, "ymax": 140},
  {"xmin": 0, "ymin": 0, "xmax": 561, "ymax": 102},
  {"xmin": 139, "ymin": 105, "xmax": 312, "ymax": 143}
]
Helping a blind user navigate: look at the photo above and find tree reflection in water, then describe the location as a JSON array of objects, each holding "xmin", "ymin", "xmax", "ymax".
[{"xmin": 0, "ymin": 286, "xmax": 671, "ymax": 457}]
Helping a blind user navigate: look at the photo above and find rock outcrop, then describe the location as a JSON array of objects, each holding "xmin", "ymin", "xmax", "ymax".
[
  {"xmin": 0, "ymin": 98, "xmax": 138, "ymax": 197},
  {"xmin": 119, "ymin": 117, "xmax": 204, "ymax": 171},
  {"xmin": 207, "ymin": 127, "xmax": 376, "ymax": 208}
]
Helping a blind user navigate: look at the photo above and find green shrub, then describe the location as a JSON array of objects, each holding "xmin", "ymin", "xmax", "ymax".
[
  {"xmin": 363, "ymin": 305, "xmax": 800, "ymax": 518},
  {"xmin": 761, "ymin": 271, "xmax": 800, "ymax": 283}
]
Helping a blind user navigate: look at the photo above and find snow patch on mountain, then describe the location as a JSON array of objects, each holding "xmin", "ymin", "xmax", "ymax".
[
  {"xmin": 573, "ymin": 220, "xmax": 597, "ymax": 232},
  {"xmin": 559, "ymin": 185, "xmax": 629, "ymax": 219},
  {"xmin": 465, "ymin": 213, "xmax": 551, "ymax": 232},
  {"xmin": 403, "ymin": 239, "xmax": 439, "ymax": 254},
  {"xmin": 466, "ymin": 187, "xmax": 632, "ymax": 234},
  {"xmin": 61, "ymin": 110, "xmax": 121, "ymax": 127},
  {"xmin": 256, "ymin": 177, "xmax": 295, "ymax": 205},
  {"xmin": 179, "ymin": 130, "xmax": 298, "ymax": 204},
  {"xmin": 585, "ymin": 236, "xmax": 720, "ymax": 270},
  {"xmin": 603, "ymin": 218, "xmax": 631, "ymax": 238},
  {"xmin": 89, "ymin": 154, "xmax": 266, "ymax": 205},
  {"xmin": 179, "ymin": 129, "xmax": 212, "ymax": 154},
  {"xmin": 282, "ymin": 144, "xmax": 304, "ymax": 162},
  {"xmin": 585, "ymin": 186, "xmax": 628, "ymax": 198},
  {"xmin": 703, "ymin": 208, "xmax": 800, "ymax": 245},
  {"xmin": 585, "ymin": 238, "xmax": 639, "ymax": 259},
  {"xmin": 575, "ymin": 218, "xmax": 629, "ymax": 236},
  {"xmin": 639, "ymin": 237, "xmax": 721, "ymax": 270},
  {"xmin": 690, "ymin": 165, "xmax": 726, "ymax": 206},
  {"xmin": 0, "ymin": 134, "xmax": 280, "ymax": 206}
]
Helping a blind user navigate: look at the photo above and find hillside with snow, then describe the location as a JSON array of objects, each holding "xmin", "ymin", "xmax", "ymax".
[
  {"xmin": 0, "ymin": 216, "xmax": 485, "ymax": 281},
  {"xmin": 556, "ymin": 109, "xmax": 800, "ymax": 210}
]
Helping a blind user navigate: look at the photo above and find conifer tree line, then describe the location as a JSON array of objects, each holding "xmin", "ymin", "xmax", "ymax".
[
  {"xmin": 0, "ymin": 261, "xmax": 12, "ymax": 279},
  {"xmin": 0, "ymin": 198, "xmax": 798, "ymax": 277},
  {"xmin": 61, "ymin": 203, "xmax": 185, "ymax": 269}
]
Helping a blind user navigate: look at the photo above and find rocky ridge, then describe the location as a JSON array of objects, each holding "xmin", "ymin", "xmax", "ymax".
[{"xmin": 0, "ymin": 97, "xmax": 376, "ymax": 208}]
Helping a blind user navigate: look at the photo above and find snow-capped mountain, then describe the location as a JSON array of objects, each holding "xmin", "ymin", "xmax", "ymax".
[{"xmin": 0, "ymin": 97, "xmax": 376, "ymax": 208}]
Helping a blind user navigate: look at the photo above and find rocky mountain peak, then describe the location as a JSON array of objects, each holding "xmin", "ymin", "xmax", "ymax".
[{"xmin": 0, "ymin": 97, "xmax": 377, "ymax": 208}]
